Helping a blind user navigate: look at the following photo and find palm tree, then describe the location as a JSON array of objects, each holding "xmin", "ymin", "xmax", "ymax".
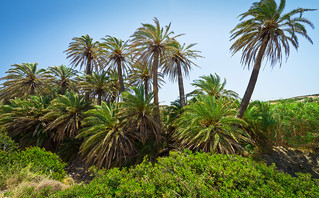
[
  {"xmin": 128, "ymin": 60, "xmax": 165, "ymax": 98},
  {"xmin": 190, "ymin": 73, "xmax": 238, "ymax": 99},
  {"xmin": 130, "ymin": 17, "xmax": 182, "ymax": 122},
  {"xmin": 230, "ymin": 0, "xmax": 316, "ymax": 118},
  {"xmin": 162, "ymin": 42, "xmax": 202, "ymax": 107},
  {"xmin": 120, "ymin": 86, "xmax": 161, "ymax": 161},
  {"xmin": 100, "ymin": 36, "xmax": 131, "ymax": 93},
  {"xmin": 174, "ymin": 94, "xmax": 250, "ymax": 154},
  {"xmin": 47, "ymin": 65, "xmax": 78, "ymax": 95},
  {"xmin": 77, "ymin": 102, "xmax": 136, "ymax": 169},
  {"xmin": 105, "ymin": 69, "xmax": 121, "ymax": 103},
  {"xmin": 0, "ymin": 96, "xmax": 51, "ymax": 148},
  {"xmin": 120, "ymin": 86, "xmax": 160, "ymax": 146},
  {"xmin": 78, "ymin": 71, "xmax": 111, "ymax": 105},
  {"xmin": 64, "ymin": 34, "xmax": 105, "ymax": 100},
  {"xmin": 42, "ymin": 92, "xmax": 91, "ymax": 142},
  {"xmin": 0, "ymin": 63, "xmax": 48, "ymax": 100}
]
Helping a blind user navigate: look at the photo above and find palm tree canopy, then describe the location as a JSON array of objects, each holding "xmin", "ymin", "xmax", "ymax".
[
  {"xmin": 100, "ymin": 36, "xmax": 131, "ymax": 71},
  {"xmin": 42, "ymin": 92, "xmax": 91, "ymax": 142},
  {"xmin": 47, "ymin": 65, "xmax": 78, "ymax": 94},
  {"xmin": 127, "ymin": 60, "xmax": 165, "ymax": 90},
  {"xmin": 230, "ymin": 0, "xmax": 316, "ymax": 68},
  {"xmin": 0, "ymin": 62, "xmax": 48, "ymax": 100},
  {"xmin": 162, "ymin": 42, "xmax": 202, "ymax": 81},
  {"xmin": 64, "ymin": 34, "xmax": 105, "ymax": 74},
  {"xmin": 120, "ymin": 86, "xmax": 160, "ymax": 144},
  {"xmin": 105, "ymin": 69, "xmax": 121, "ymax": 102},
  {"xmin": 130, "ymin": 17, "xmax": 183, "ymax": 67},
  {"xmin": 190, "ymin": 73, "xmax": 238, "ymax": 99},
  {"xmin": 174, "ymin": 95, "xmax": 250, "ymax": 154},
  {"xmin": 77, "ymin": 102, "xmax": 136, "ymax": 169},
  {"xmin": 0, "ymin": 96, "xmax": 48, "ymax": 147},
  {"xmin": 100, "ymin": 35, "xmax": 132, "ymax": 92},
  {"xmin": 78, "ymin": 71, "xmax": 111, "ymax": 102}
]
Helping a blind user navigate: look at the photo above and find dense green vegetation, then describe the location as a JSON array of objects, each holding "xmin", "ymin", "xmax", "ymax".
[
  {"xmin": 0, "ymin": 140, "xmax": 67, "ymax": 197},
  {"xmin": 0, "ymin": 0, "xmax": 317, "ymax": 197},
  {"xmin": 56, "ymin": 151, "xmax": 318, "ymax": 198},
  {"xmin": 245, "ymin": 99, "xmax": 319, "ymax": 151},
  {"xmin": 2, "ymin": 151, "xmax": 317, "ymax": 197}
]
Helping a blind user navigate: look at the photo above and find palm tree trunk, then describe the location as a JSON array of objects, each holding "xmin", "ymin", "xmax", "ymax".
[
  {"xmin": 97, "ymin": 93, "xmax": 102, "ymax": 105},
  {"xmin": 152, "ymin": 51, "xmax": 161, "ymax": 123},
  {"xmin": 85, "ymin": 57, "xmax": 92, "ymax": 101},
  {"xmin": 30, "ymin": 85, "xmax": 35, "ymax": 95},
  {"xmin": 144, "ymin": 77, "xmax": 149, "ymax": 98},
  {"xmin": 176, "ymin": 62, "xmax": 186, "ymax": 108},
  {"xmin": 116, "ymin": 59, "xmax": 125, "ymax": 93},
  {"xmin": 61, "ymin": 83, "xmax": 66, "ymax": 95},
  {"xmin": 237, "ymin": 37, "xmax": 270, "ymax": 119}
]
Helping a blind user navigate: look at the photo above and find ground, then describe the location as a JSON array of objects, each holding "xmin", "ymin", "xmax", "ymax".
[{"xmin": 260, "ymin": 146, "xmax": 319, "ymax": 179}]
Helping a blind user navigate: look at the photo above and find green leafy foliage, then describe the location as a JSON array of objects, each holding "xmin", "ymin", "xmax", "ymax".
[
  {"xmin": 78, "ymin": 71, "xmax": 114, "ymax": 105},
  {"xmin": 0, "ymin": 147, "xmax": 67, "ymax": 182},
  {"xmin": 46, "ymin": 65, "xmax": 78, "ymax": 95},
  {"xmin": 190, "ymin": 73, "xmax": 238, "ymax": 100},
  {"xmin": 56, "ymin": 151, "xmax": 319, "ymax": 197},
  {"xmin": 244, "ymin": 100, "xmax": 319, "ymax": 150},
  {"xmin": 0, "ymin": 129, "xmax": 18, "ymax": 152},
  {"xmin": 175, "ymin": 95, "xmax": 250, "ymax": 154},
  {"xmin": 64, "ymin": 34, "xmax": 105, "ymax": 75},
  {"xmin": 42, "ymin": 92, "xmax": 91, "ymax": 142},
  {"xmin": 78, "ymin": 102, "xmax": 136, "ymax": 169},
  {"xmin": 0, "ymin": 62, "xmax": 50, "ymax": 100},
  {"xmin": 230, "ymin": 0, "xmax": 315, "ymax": 68},
  {"xmin": 0, "ymin": 96, "xmax": 51, "ymax": 148}
]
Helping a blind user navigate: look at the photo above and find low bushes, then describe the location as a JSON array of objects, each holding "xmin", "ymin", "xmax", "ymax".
[
  {"xmin": 0, "ymin": 146, "xmax": 67, "ymax": 193},
  {"xmin": 0, "ymin": 129, "xmax": 18, "ymax": 152},
  {"xmin": 56, "ymin": 150, "xmax": 319, "ymax": 197}
]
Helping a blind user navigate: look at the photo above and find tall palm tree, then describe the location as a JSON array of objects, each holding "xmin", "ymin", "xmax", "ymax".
[
  {"xmin": 64, "ymin": 34, "xmax": 105, "ymax": 100},
  {"xmin": 190, "ymin": 73, "xmax": 238, "ymax": 99},
  {"xmin": 42, "ymin": 92, "xmax": 91, "ymax": 142},
  {"xmin": 0, "ymin": 63, "xmax": 48, "ymax": 100},
  {"xmin": 47, "ymin": 65, "xmax": 78, "ymax": 95},
  {"xmin": 106, "ymin": 69, "xmax": 121, "ymax": 103},
  {"xmin": 128, "ymin": 60, "xmax": 165, "ymax": 98},
  {"xmin": 78, "ymin": 71, "xmax": 111, "ymax": 105},
  {"xmin": 77, "ymin": 102, "xmax": 136, "ymax": 169},
  {"xmin": 162, "ymin": 42, "xmax": 202, "ymax": 107},
  {"xmin": 130, "ymin": 17, "xmax": 182, "ymax": 122},
  {"xmin": 100, "ymin": 36, "xmax": 131, "ymax": 93},
  {"xmin": 174, "ymin": 94, "xmax": 250, "ymax": 154},
  {"xmin": 230, "ymin": 0, "xmax": 316, "ymax": 118}
]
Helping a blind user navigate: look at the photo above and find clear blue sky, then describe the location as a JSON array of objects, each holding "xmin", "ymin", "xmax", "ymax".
[{"xmin": 0, "ymin": 0, "xmax": 318, "ymax": 104}]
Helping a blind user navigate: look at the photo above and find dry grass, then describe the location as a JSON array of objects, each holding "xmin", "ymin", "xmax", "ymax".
[{"xmin": 0, "ymin": 165, "xmax": 70, "ymax": 198}]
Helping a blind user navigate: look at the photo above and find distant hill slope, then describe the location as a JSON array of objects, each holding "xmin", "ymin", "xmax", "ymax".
[{"xmin": 268, "ymin": 94, "xmax": 319, "ymax": 103}]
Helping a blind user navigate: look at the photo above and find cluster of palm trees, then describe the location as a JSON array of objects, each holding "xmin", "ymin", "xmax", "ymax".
[
  {"xmin": 0, "ymin": 0, "xmax": 315, "ymax": 169},
  {"xmin": 0, "ymin": 64, "xmax": 246, "ymax": 169}
]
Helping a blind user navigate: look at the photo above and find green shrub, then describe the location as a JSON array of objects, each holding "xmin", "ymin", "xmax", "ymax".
[
  {"xmin": 0, "ymin": 147, "xmax": 67, "ymax": 181},
  {"xmin": 56, "ymin": 150, "xmax": 319, "ymax": 197},
  {"xmin": 0, "ymin": 127, "xmax": 18, "ymax": 152}
]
